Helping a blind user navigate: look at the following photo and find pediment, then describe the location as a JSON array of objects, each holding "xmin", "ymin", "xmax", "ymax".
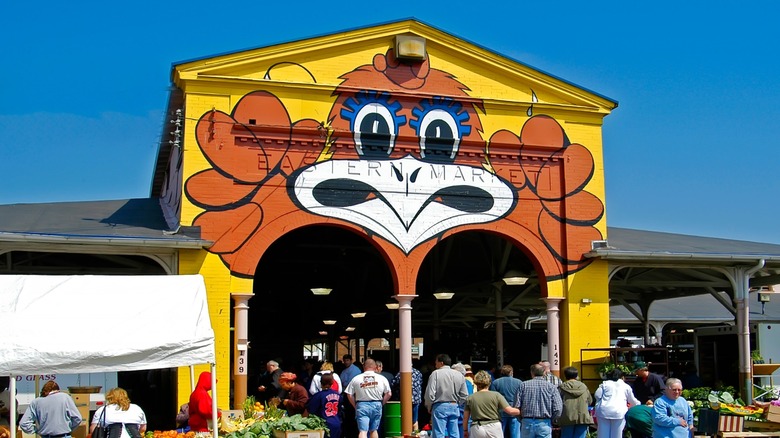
[{"xmin": 173, "ymin": 19, "xmax": 616, "ymax": 115}]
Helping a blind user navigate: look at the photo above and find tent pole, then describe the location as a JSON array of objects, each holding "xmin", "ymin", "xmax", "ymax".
[
  {"xmin": 190, "ymin": 366, "xmax": 196, "ymax": 392},
  {"xmin": 211, "ymin": 363, "xmax": 218, "ymax": 438},
  {"xmin": 10, "ymin": 375, "xmax": 16, "ymax": 437}
]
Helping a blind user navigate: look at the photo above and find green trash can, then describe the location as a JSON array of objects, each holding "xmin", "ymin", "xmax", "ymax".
[{"xmin": 383, "ymin": 401, "xmax": 402, "ymax": 437}]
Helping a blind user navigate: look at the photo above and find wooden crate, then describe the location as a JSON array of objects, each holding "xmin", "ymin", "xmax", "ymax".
[
  {"xmin": 768, "ymin": 405, "xmax": 780, "ymax": 424},
  {"xmin": 273, "ymin": 430, "xmax": 325, "ymax": 438}
]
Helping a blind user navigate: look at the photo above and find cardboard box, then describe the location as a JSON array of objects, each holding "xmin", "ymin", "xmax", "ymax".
[
  {"xmin": 272, "ymin": 430, "xmax": 324, "ymax": 438},
  {"xmin": 767, "ymin": 404, "xmax": 780, "ymax": 423}
]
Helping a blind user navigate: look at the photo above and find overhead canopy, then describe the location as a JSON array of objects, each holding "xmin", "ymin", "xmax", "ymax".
[{"xmin": 0, "ymin": 274, "xmax": 215, "ymax": 375}]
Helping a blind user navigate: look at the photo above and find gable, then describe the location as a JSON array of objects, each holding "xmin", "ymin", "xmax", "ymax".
[{"xmin": 173, "ymin": 20, "xmax": 616, "ymax": 119}]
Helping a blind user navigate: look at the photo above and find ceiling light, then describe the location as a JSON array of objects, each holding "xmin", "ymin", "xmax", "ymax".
[
  {"xmin": 323, "ymin": 320, "xmax": 337, "ymax": 325},
  {"xmin": 502, "ymin": 270, "xmax": 528, "ymax": 285},
  {"xmin": 433, "ymin": 289, "xmax": 454, "ymax": 300},
  {"xmin": 351, "ymin": 312, "xmax": 366, "ymax": 318},
  {"xmin": 386, "ymin": 303, "xmax": 400, "ymax": 310},
  {"xmin": 345, "ymin": 327, "xmax": 355, "ymax": 332},
  {"xmin": 311, "ymin": 288, "xmax": 332, "ymax": 296}
]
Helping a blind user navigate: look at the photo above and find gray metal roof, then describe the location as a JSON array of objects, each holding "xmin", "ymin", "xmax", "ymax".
[
  {"xmin": 594, "ymin": 227, "xmax": 780, "ymax": 263},
  {"xmin": 0, "ymin": 198, "xmax": 210, "ymax": 249}
]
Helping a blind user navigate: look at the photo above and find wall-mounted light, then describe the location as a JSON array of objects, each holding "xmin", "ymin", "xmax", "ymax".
[
  {"xmin": 311, "ymin": 288, "xmax": 332, "ymax": 296},
  {"xmin": 502, "ymin": 270, "xmax": 528, "ymax": 286},
  {"xmin": 386, "ymin": 303, "xmax": 400, "ymax": 310},
  {"xmin": 351, "ymin": 312, "xmax": 367, "ymax": 318},
  {"xmin": 395, "ymin": 35, "xmax": 426, "ymax": 61},
  {"xmin": 323, "ymin": 320, "xmax": 337, "ymax": 325}
]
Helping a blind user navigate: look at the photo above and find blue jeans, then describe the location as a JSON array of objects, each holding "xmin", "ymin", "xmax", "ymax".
[
  {"xmin": 431, "ymin": 402, "xmax": 460, "ymax": 438},
  {"xmin": 560, "ymin": 425, "xmax": 588, "ymax": 438},
  {"xmin": 520, "ymin": 418, "xmax": 552, "ymax": 438},
  {"xmin": 500, "ymin": 416, "xmax": 520, "ymax": 438},
  {"xmin": 356, "ymin": 401, "xmax": 382, "ymax": 432}
]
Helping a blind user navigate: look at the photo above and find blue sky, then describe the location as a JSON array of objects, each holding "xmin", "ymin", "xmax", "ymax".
[{"xmin": 2, "ymin": 1, "xmax": 779, "ymax": 243}]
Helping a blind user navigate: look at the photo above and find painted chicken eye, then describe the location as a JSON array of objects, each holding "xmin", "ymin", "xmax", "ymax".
[
  {"xmin": 340, "ymin": 91, "xmax": 406, "ymax": 158},
  {"xmin": 411, "ymin": 97, "xmax": 472, "ymax": 163}
]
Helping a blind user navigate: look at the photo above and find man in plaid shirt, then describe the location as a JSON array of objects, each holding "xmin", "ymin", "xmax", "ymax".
[
  {"xmin": 513, "ymin": 364, "xmax": 562, "ymax": 438},
  {"xmin": 540, "ymin": 361, "xmax": 562, "ymax": 387}
]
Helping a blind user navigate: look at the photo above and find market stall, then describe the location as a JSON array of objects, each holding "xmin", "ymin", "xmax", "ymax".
[{"xmin": 0, "ymin": 274, "xmax": 218, "ymax": 438}]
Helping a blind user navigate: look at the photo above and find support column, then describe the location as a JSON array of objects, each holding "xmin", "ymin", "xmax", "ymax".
[
  {"xmin": 649, "ymin": 322, "xmax": 667, "ymax": 346},
  {"xmin": 231, "ymin": 292, "xmax": 254, "ymax": 409},
  {"xmin": 396, "ymin": 294, "xmax": 417, "ymax": 436},
  {"xmin": 495, "ymin": 286, "xmax": 505, "ymax": 367},
  {"xmin": 544, "ymin": 297, "xmax": 565, "ymax": 376}
]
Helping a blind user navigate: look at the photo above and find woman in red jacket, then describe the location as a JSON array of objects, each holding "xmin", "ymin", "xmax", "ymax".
[{"xmin": 188, "ymin": 372, "xmax": 215, "ymax": 432}]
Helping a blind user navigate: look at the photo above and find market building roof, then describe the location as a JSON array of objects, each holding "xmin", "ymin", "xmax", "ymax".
[{"xmin": 0, "ymin": 198, "xmax": 210, "ymax": 249}]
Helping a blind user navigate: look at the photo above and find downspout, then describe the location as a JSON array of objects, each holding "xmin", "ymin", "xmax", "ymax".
[{"xmin": 739, "ymin": 259, "xmax": 764, "ymax": 402}]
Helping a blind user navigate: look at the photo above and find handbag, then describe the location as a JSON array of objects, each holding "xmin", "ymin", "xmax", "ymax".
[{"xmin": 92, "ymin": 406, "xmax": 108, "ymax": 438}]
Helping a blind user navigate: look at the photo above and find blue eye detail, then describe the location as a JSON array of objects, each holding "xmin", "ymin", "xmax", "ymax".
[
  {"xmin": 340, "ymin": 91, "xmax": 406, "ymax": 158},
  {"xmin": 410, "ymin": 97, "xmax": 472, "ymax": 162}
]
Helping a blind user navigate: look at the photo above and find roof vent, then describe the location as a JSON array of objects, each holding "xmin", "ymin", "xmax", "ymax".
[{"xmin": 591, "ymin": 240, "xmax": 609, "ymax": 250}]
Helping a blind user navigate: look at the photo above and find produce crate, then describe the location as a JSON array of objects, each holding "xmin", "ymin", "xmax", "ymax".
[
  {"xmin": 273, "ymin": 431, "xmax": 324, "ymax": 438},
  {"xmin": 699, "ymin": 409, "xmax": 744, "ymax": 434},
  {"xmin": 768, "ymin": 405, "xmax": 780, "ymax": 424}
]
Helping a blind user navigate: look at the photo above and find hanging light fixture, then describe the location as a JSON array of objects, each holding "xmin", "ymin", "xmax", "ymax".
[
  {"xmin": 433, "ymin": 288, "xmax": 454, "ymax": 300},
  {"xmin": 351, "ymin": 312, "xmax": 367, "ymax": 318},
  {"xmin": 345, "ymin": 327, "xmax": 356, "ymax": 332},
  {"xmin": 502, "ymin": 270, "xmax": 528, "ymax": 285},
  {"xmin": 311, "ymin": 288, "xmax": 332, "ymax": 296},
  {"xmin": 318, "ymin": 330, "xmax": 328, "ymax": 336},
  {"xmin": 323, "ymin": 320, "xmax": 337, "ymax": 325},
  {"xmin": 386, "ymin": 302, "xmax": 400, "ymax": 310}
]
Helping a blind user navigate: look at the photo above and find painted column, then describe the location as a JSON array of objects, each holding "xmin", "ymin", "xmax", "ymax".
[
  {"xmin": 396, "ymin": 293, "xmax": 417, "ymax": 436},
  {"xmin": 544, "ymin": 297, "xmax": 565, "ymax": 376},
  {"xmin": 231, "ymin": 292, "xmax": 254, "ymax": 409}
]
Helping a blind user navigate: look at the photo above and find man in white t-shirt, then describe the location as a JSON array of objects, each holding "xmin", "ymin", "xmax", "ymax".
[{"xmin": 345, "ymin": 359, "xmax": 391, "ymax": 438}]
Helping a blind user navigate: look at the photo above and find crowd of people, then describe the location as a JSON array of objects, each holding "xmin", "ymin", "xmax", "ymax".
[
  {"xmin": 0, "ymin": 355, "xmax": 695, "ymax": 438},
  {"xmin": 11, "ymin": 381, "xmax": 148, "ymax": 438},
  {"xmin": 244, "ymin": 354, "xmax": 699, "ymax": 438}
]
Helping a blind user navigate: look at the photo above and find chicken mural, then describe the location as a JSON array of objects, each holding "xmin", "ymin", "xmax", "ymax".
[{"xmin": 184, "ymin": 48, "xmax": 604, "ymax": 280}]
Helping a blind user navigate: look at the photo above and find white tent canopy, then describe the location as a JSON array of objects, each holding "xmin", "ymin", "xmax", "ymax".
[{"xmin": 0, "ymin": 274, "xmax": 217, "ymax": 436}]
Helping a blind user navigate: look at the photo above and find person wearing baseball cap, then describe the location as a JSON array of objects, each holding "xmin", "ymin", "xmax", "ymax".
[{"xmin": 630, "ymin": 361, "xmax": 665, "ymax": 405}]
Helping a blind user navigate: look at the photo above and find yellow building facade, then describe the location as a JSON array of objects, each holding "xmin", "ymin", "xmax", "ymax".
[{"xmin": 160, "ymin": 20, "xmax": 616, "ymax": 431}]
